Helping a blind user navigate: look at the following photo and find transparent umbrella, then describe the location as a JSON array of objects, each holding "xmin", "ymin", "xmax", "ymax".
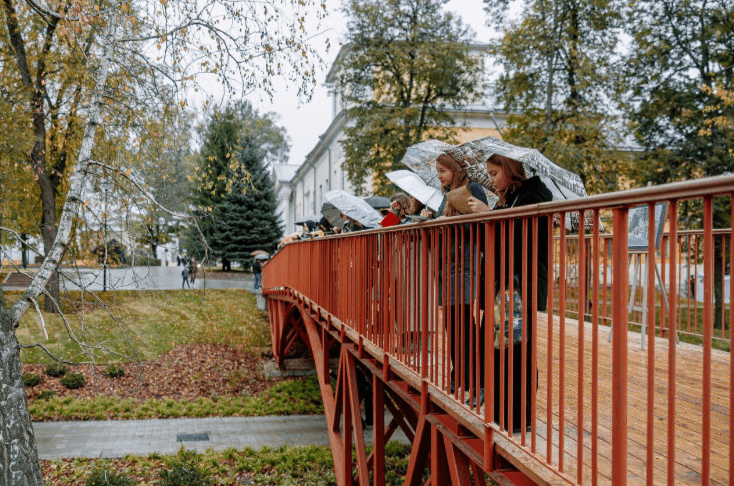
[
  {"xmin": 399, "ymin": 139, "xmax": 498, "ymax": 208},
  {"xmin": 364, "ymin": 196, "xmax": 391, "ymax": 211},
  {"xmin": 320, "ymin": 202, "xmax": 345, "ymax": 229},
  {"xmin": 324, "ymin": 190, "xmax": 384, "ymax": 229},
  {"xmin": 398, "ymin": 140, "xmax": 454, "ymax": 190},
  {"xmin": 445, "ymin": 136, "xmax": 599, "ymax": 230},
  {"xmin": 386, "ymin": 170, "xmax": 444, "ymax": 212}
]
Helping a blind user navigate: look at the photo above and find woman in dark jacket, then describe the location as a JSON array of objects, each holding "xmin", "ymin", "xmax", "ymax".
[
  {"xmin": 434, "ymin": 153, "xmax": 488, "ymax": 397},
  {"xmin": 468, "ymin": 153, "xmax": 552, "ymax": 433}
]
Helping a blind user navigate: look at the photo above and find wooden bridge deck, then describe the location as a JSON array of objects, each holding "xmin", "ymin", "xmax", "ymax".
[{"xmin": 521, "ymin": 314, "xmax": 731, "ymax": 485}]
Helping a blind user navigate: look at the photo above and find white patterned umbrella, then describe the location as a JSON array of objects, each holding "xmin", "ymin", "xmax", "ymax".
[
  {"xmin": 398, "ymin": 140, "xmax": 454, "ymax": 190},
  {"xmin": 324, "ymin": 190, "xmax": 384, "ymax": 229},
  {"xmin": 399, "ymin": 139, "xmax": 498, "ymax": 209},
  {"xmin": 445, "ymin": 136, "xmax": 599, "ymax": 230},
  {"xmin": 386, "ymin": 170, "xmax": 445, "ymax": 212}
]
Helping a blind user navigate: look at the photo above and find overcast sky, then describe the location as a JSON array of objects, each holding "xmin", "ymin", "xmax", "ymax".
[{"xmin": 248, "ymin": 0, "xmax": 498, "ymax": 168}]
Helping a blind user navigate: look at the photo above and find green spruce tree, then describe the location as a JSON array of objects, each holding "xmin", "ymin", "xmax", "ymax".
[{"xmin": 187, "ymin": 101, "xmax": 287, "ymax": 268}]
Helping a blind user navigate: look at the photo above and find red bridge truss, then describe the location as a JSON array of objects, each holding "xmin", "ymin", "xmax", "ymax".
[{"xmin": 263, "ymin": 175, "xmax": 734, "ymax": 485}]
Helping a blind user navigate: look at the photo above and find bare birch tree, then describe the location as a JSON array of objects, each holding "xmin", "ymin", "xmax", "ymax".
[{"xmin": 0, "ymin": 0, "xmax": 327, "ymax": 481}]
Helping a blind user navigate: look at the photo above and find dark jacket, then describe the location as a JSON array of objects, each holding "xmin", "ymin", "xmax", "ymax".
[
  {"xmin": 437, "ymin": 181, "xmax": 489, "ymax": 306},
  {"xmin": 493, "ymin": 175, "xmax": 553, "ymax": 313},
  {"xmin": 252, "ymin": 260, "xmax": 262, "ymax": 275}
]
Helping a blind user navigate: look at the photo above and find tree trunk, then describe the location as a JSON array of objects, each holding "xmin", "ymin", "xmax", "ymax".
[
  {"xmin": 543, "ymin": 0, "xmax": 559, "ymax": 134},
  {"xmin": 0, "ymin": 310, "xmax": 43, "ymax": 485},
  {"xmin": 20, "ymin": 233, "xmax": 28, "ymax": 269},
  {"xmin": 40, "ymin": 174, "xmax": 59, "ymax": 313},
  {"xmin": 1, "ymin": 10, "xmax": 118, "ymax": 478}
]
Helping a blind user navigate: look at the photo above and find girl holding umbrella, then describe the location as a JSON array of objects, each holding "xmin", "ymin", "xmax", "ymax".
[
  {"xmin": 433, "ymin": 153, "xmax": 488, "ymax": 400},
  {"xmin": 466, "ymin": 153, "xmax": 552, "ymax": 434}
]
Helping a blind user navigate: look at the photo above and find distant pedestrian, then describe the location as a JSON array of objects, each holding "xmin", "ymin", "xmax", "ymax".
[
  {"xmin": 181, "ymin": 266, "xmax": 191, "ymax": 289},
  {"xmin": 252, "ymin": 259, "xmax": 262, "ymax": 289},
  {"xmin": 176, "ymin": 255, "xmax": 181, "ymax": 266}
]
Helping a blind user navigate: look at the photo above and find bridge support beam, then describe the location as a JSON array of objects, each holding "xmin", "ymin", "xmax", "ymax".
[{"xmin": 267, "ymin": 292, "xmax": 530, "ymax": 486}]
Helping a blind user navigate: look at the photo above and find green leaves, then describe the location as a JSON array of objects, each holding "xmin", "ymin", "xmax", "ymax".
[{"xmin": 330, "ymin": 0, "xmax": 482, "ymax": 194}]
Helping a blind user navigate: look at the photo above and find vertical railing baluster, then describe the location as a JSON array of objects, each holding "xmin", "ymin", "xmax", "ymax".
[
  {"xmin": 646, "ymin": 203, "xmax": 656, "ymax": 485},
  {"xmin": 558, "ymin": 211, "xmax": 567, "ymax": 471},
  {"xmin": 667, "ymin": 200, "xmax": 678, "ymax": 486},
  {"xmin": 702, "ymin": 196, "xmax": 713, "ymax": 485},
  {"xmin": 577, "ymin": 211, "xmax": 586, "ymax": 482},
  {"xmin": 591, "ymin": 209, "xmax": 600, "ymax": 486},
  {"xmin": 611, "ymin": 206, "xmax": 629, "ymax": 486}
]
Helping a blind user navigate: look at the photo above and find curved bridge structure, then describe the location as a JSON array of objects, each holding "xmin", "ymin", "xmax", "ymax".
[{"xmin": 263, "ymin": 176, "xmax": 734, "ymax": 485}]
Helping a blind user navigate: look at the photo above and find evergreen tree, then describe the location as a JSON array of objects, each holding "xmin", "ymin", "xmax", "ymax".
[
  {"xmin": 187, "ymin": 101, "xmax": 287, "ymax": 268},
  {"xmin": 329, "ymin": 0, "xmax": 483, "ymax": 195},
  {"xmin": 485, "ymin": 0, "xmax": 628, "ymax": 194}
]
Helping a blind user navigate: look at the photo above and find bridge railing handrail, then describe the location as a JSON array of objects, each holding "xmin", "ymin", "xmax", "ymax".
[{"xmin": 263, "ymin": 173, "xmax": 734, "ymax": 485}]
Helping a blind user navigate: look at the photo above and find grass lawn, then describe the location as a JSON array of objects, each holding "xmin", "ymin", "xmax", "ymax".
[
  {"xmin": 7, "ymin": 288, "xmax": 328, "ymax": 420},
  {"xmin": 10, "ymin": 289, "xmax": 270, "ymax": 364},
  {"xmin": 41, "ymin": 442, "xmax": 424, "ymax": 485},
  {"xmin": 29, "ymin": 375, "xmax": 326, "ymax": 421}
]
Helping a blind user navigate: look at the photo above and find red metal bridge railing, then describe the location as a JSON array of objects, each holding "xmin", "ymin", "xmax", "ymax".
[{"xmin": 263, "ymin": 174, "xmax": 734, "ymax": 485}]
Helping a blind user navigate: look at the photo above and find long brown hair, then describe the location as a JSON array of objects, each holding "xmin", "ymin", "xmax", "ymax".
[
  {"xmin": 436, "ymin": 154, "xmax": 469, "ymax": 217},
  {"xmin": 487, "ymin": 154, "xmax": 526, "ymax": 207}
]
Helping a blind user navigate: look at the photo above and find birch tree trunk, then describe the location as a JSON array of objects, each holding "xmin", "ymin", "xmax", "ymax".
[{"xmin": 0, "ymin": 11, "xmax": 118, "ymax": 482}]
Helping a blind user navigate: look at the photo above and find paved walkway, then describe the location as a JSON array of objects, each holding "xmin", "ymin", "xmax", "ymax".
[
  {"xmin": 3, "ymin": 266, "xmax": 255, "ymax": 292},
  {"xmin": 34, "ymin": 415, "xmax": 408, "ymax": 459}
]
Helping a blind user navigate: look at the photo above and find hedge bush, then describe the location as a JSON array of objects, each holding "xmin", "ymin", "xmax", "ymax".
[
  {"xmin": 60, "ymin": 372, "xmax": 86, "ymax": 389},
  {"xmin": 45, "ymin": 362, "xmax": 68, "ymax": 377},
  {"xmin": 84, "ymin": 468, "xmax": 135, "ymax": 486},
  {"xmin": 103, "ymin": 364, "xmax": 125, "ymax": 378},
  {"xmin": 159, "ymin": 449, "xmax": 211, "ymax": 486},
  {"xmin": 23, "ymin": 373, "xmax": 42, "ymax": 387},
  {"xmin": 37, "ymin": 390, "xmax": 56, "ymax": 400}
]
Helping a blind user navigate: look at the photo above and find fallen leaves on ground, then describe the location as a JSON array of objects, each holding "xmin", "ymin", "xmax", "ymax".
[{"xmin": 23, "ymin": 343, "xmax": 280, "ymax": 403}]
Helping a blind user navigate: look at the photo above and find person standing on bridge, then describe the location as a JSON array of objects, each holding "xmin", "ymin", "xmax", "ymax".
[
  {"xmin": 434, "ymin": 153, "xmax": 488, "ymax": 399},
  {"xmin": 468, "ymin": 153, "xmax": 552, "ymax": 433}
]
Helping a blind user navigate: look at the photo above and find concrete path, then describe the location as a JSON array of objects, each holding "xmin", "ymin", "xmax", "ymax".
[
  {"xmin": 34, "ymin": 415, "xmax": 409, "ymax": 460},
  {"xmin": 3, "ymin": 266, "xmax": 254, "ymax": 292}
]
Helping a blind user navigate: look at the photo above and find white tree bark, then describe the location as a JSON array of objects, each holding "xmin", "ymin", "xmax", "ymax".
[{"xmin": 0, "ymin": 11, "xmax": 120, "ymax": 484}]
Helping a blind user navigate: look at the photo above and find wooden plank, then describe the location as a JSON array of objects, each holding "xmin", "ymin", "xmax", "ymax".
[{"xmin": 527, "ymin": 313, "xmax": 731, "ymax": 486}]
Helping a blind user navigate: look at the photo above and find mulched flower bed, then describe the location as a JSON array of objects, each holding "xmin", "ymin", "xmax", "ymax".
[{"xmin": 23, "ymin": 343, "xmax": 278, "ymax": 402}]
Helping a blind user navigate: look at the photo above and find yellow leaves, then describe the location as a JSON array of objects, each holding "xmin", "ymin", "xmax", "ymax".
[
  {"xmin": 125, "ymin": 169, "xmax": 133, "ymax": 177},
  {"xmin": 180, "ymin": 100, "xmax": 186, "ymax": 108}
]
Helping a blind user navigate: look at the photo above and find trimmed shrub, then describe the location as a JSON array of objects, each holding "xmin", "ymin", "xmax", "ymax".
[
  {"xmin": 103, "ymin": 364, "xmax": 125, "ymax": 378},
  {"xmin": 45, "ymin": 362, "xmax": 68, "ymax": 377},
  {"xmin": 37, "ymin": 390, "xmax": 56, "ymax": 400},
  {"xmin": 85, "ymin": 468, "xmax": 135, "ymax": 486},
  {"xmin": 23, "ymin": 373, "xmax": 42, "ymax": 387},
  {"xmin": 60, "ymin": 372, "xmax": 85, "ymax": 389},
  {"xmin": 159, "ymin": 449, "xmax": 212, "ymax": 486}
]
